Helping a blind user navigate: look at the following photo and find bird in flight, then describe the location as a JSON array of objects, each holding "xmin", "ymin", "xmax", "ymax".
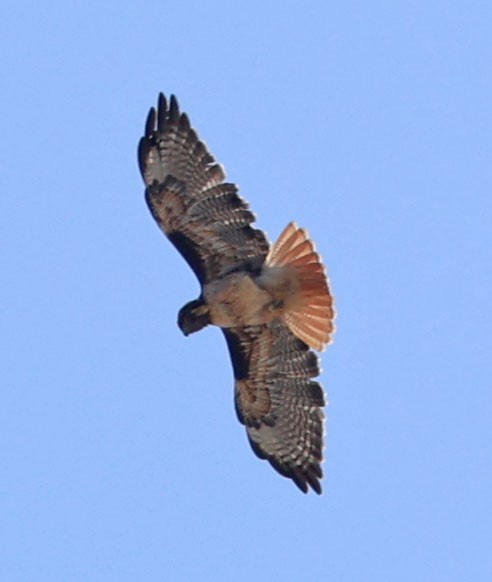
[{"xmin": 138, "ymin": 94, "xmax": 335, "ymax": 493}]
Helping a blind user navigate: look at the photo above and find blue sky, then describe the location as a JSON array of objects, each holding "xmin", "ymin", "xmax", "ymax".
[{"xmin": 2, "ymin": 1, "xmax": 491, "ymax": 580}]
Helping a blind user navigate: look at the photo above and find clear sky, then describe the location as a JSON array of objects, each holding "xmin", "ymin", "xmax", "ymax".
[{"xmin": 2, "ymin": 1, "xmax": 491, "ymax": 580}]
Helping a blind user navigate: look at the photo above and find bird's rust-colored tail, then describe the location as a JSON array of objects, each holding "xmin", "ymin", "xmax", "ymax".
[{"xmin": 266, "ymin": 222, "xmax": 335, "ymax": 351}]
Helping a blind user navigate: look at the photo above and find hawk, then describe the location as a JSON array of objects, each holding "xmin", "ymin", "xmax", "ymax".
[{"xmin": 138, "ymin": 95, "xmax": 335, "ymax": 493}]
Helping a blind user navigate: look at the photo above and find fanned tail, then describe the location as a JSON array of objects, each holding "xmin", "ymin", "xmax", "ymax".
[{"xmin": 266, "ymin": 222, "xmax": 335, "ymax": 351}]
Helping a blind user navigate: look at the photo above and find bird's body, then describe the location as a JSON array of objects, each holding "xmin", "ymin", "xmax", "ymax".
[
  {"xmin": 139, "ymin": 94, "xmax": 335, "ymax": 494},
  {"xmin": 205, "ymin": 271, "xmax": 277, "ymax": 328}
]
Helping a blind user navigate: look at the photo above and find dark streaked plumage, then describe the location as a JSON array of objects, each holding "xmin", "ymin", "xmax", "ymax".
[{"xmin": 139, "ymin": 94, "xmax": 335, "ymax": 494}]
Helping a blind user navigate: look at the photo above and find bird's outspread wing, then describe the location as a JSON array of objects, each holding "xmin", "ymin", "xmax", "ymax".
[
  {"xmin": 223, "ymin": 320, "xmax": 325, "ymax": 494},
  {"xmin": 138, "ymin": 94, "xmax": 269, "ymax": 285}
]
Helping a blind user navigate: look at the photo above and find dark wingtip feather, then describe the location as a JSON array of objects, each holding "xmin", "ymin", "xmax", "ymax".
[
  {"xmin": 291, "ymin": 468, "xmax": 309, "ymax": 494},
  {"xmin": 291, "ymin": 466, "xmax": 322, "ymax": 495},
  {"xmin": 157, "ymin": 93, "xmax": 167, "ymax": 131},
  {"xmin": 145, "ymin": 107, "xmax": 156, "ymax": 137},
  {"xmin": 169, "ymin": 94, "xmax": 179, "ymax": 124},
  {"xmin": 264, "ymin": 453, "xmax": 321, "ymax": 494},
  {"xmin": 305, "ymin": 466, "xmax": 323, "ymax": 494},
  {"xmin": 137, "ymin": 136, "xmax": 149, "ymax": 179},
  {"xmin": 179, "ymin": 112, "xmax": 191, "ymax": 132}
]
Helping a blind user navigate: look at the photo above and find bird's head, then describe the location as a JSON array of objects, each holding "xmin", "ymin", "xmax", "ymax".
[{"xmin": 177, "ymin": 299, "xmax": 211, "ymax": 336}]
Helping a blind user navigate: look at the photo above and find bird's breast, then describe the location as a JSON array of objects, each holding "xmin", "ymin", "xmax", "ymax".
[{"xmin": 204, "ymin": 272, "xmax": 277, "ymax": 328}]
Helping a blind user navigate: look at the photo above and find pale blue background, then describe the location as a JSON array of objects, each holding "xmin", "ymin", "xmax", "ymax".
[{"xmin": 2, "ymin": 1, "xmax": 491, "ymax": 580}]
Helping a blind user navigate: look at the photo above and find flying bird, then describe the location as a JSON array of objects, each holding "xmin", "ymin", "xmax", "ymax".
[{"xmin": 138, "ymin": 94, "xmax": 335, "ymax": 494}]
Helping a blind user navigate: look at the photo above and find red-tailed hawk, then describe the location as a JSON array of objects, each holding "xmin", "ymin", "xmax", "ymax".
[{"xmin": 138, "ymin": 94, "xmax": 335, "ymax": 494}]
